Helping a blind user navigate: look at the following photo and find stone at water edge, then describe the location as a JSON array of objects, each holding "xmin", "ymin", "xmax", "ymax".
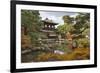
[{"xmin": 54, "ymin": 50, "xmax": 65, "ymax": 55}]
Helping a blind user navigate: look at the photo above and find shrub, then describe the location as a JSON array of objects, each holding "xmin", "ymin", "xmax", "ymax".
[
  {"xmin": 21, "ymin": 35, "xmax": 32, "ymax": 49},
  {"xmin": 77, "ymin": 38, "xmax": 90, "ymax": 48},
  {"xmin": 35, "ymin": 48, "xmax": 90, "ymax": 62}
]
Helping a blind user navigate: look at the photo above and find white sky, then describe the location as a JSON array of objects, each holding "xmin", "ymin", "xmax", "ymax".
[{"xmin": 39, "ymin": 11, "xmax": 78, "ymax": 26}]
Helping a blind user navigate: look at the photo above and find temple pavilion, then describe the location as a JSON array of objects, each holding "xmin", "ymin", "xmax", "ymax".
[
  {"xmin": 41, "ymin": 18, "xmax": 58, "ymax": 39},
  {"xmin": 38, "ymin": 18, "xmax": 59, "ymax": 49}
]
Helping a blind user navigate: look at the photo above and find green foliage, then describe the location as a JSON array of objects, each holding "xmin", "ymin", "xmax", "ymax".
[
  {"xmin": 57, "ymin": 23, "xmax": 74, "ymax": 34},
  {"xmin": 74, "ymin": 13, "xmax": 90, "ymax": 34},
  {"xmin": 82, "ymin": 28, "xmax": 90, "ymax": 36},
  {"xmin": 21, "ymin": 10, "xmax": 43, "ymax": 45},
  {"xmin": 53, "ymin": 40, "xmax": 71, "ymax": 52},
  {"xmin": 57, "ymin": 13, "xmax": 90, "ymax": 49},
  {"xmin": 62, "ymin": 15, "xmax": 74, "ymax": 24},
  {"xmin": 21, "ymin": 10, "xmax": 42, "ymax": 32},
  {"xmin": 28, "ymin": 32, "xmax": 39, "ymax": 43},
  {"xmin": 77, "ymin": 38, "xmax": 90, "ymax": 48},
  {"xmin": 57, "ymin": 15, "xmax": 75, "ymax": 35}
]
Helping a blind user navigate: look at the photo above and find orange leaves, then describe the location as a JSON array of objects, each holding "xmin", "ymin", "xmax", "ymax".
[
  {"xmin": 35, "ymin": 48, "xmax": 90, "ymax": 62},
  {"xmin": 21, "ymin": 35, "xmax": 32, "ymax": 49},
  {"xmin": 73, "ymin": 48, "xmax": 90, "ymax": 59}
]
